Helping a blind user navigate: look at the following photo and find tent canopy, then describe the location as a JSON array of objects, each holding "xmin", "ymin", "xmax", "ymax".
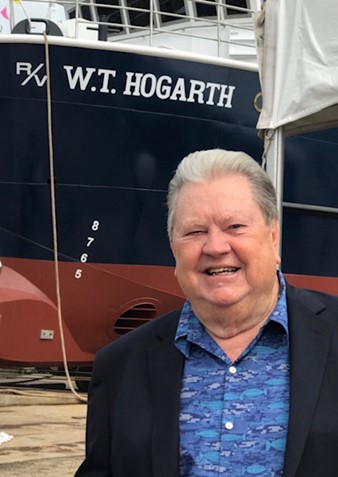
[{"xmin": 255, "ymin": 0, "xmax": 338, "ymax": 136}]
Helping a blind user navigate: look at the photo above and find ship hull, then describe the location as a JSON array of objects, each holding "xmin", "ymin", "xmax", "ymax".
[{"xmin": 0, "ymin": 37, "xmax": 337, "ymax": 365}]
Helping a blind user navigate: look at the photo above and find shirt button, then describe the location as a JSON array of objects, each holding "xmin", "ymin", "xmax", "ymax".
[
  {"xmin": 225, "ymin": 421, "xmax": 234, "ymax": 430},
  {"xmin": 229, "ymin": 366, "xmax": 237, "ymax": 374}
]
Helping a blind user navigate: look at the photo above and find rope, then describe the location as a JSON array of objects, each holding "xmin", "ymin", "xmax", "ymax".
[
  {"xmin": 43, "ymin": 32, "xmax": 87, "ymax": 403},
  {"xmin": 0, "ymin": 387, "xmax": 84, "ymax": 402}
]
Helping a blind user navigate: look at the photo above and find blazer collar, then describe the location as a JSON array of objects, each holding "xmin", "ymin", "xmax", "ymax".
[{"xmin": 283, "ymin": 285, "xmax": 334, "ymax": 477}]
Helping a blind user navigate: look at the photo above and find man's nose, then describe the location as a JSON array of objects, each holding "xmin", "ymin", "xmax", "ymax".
[{"xmin": 202, "ymin": 229, "xmax": 232, "ymax": 255}]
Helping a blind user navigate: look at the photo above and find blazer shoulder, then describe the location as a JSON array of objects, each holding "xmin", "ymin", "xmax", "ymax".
[{"xmin": 286, "ymin": 282, "xmax": 338, "ymax": 324}]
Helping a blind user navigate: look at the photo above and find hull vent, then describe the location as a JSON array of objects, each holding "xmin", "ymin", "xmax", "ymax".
[{"xmin": 115, "ymin": 303, "xmax": 157, "ymax": 335}]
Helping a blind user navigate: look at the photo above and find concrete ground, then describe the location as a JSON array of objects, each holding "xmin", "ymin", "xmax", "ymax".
[{"xmin": 0, "ymin": 388, "xmax": 87, "ymax": 476}]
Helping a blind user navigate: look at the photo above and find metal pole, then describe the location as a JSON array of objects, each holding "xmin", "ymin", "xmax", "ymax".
[{"xmin": 263, "ymin": 127, "xmax": 285, "ymax": 262}]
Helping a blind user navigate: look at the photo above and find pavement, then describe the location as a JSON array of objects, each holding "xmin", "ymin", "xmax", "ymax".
[{"xmin": 0, "ymin": 388, "xmax": 87, "ymax": 476}]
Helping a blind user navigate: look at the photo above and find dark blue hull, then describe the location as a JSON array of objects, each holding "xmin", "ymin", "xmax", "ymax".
[{"xmin": 0, "ymin": 39, "xmax": 337, "ymax": 365}]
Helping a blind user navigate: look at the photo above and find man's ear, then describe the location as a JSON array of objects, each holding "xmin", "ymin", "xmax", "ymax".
[
  {"xmin": 170, "ymin": 241, "xmax": 177, "ymax": 274},
  {"xmin": 271, "ymin": 218, "xmax": 281, "ymax": 265}
]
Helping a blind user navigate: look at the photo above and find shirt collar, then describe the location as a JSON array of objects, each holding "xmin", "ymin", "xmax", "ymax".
[
  {"xmin": 175, "ymin": 270, "xmax": 289, "ymax": 358},
  {"xmin": 269, "ymin": 270, "xmax": 288, "ymax": 333}
]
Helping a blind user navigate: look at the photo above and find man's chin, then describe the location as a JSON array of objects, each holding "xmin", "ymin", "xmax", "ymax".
[{"xmin": 197, "ymin": 291, "xmax": 246, "ymax": 310}]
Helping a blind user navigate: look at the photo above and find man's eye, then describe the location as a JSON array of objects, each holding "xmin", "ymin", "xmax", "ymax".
[
  {"xmin": 185, "ymin": 230, "xmax": 205, "ymax": 236},
  {"xmin": 229, "ymin": 224, "xmax": 243, "ymax": 230}
]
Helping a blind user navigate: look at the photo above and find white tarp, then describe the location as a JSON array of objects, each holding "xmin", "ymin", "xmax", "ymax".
[{"xmin": 255, "ymin": 0, "xmax": 338, "ymax": 135}]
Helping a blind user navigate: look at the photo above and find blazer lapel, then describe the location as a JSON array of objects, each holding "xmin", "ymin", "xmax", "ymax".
[
  {"xmin": 148, "ymin": 318, "xmax": 184, "ymax": 477},
  {"xmin": 283, "ymin": 285, "xmax": 334, "ymax": 477}
]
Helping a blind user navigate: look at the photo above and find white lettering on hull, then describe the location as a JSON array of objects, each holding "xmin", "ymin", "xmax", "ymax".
[{"xmin": 15, "ymin": 63, "xmax": 236, "ymax": 109}]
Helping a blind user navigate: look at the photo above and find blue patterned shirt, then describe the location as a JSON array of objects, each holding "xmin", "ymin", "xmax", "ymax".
[{"xmin": 175, "ymin": 272, "xmax": 289, "ymax": 476}]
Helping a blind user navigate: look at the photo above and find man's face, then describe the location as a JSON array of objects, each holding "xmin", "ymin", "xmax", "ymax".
[{"xmin": 170, "ymin": 174, "xmax": 280, "ymax": 314}]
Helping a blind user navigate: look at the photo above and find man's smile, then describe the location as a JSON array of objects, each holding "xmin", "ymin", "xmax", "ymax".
[{"xmin": 205, "ymin": 267, "xmax": 240, "ymax": 276}]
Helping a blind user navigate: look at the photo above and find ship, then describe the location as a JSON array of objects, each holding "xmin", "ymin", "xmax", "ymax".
[{"xmin": 0, "ymin": 0, "xmax": 337, "ymax": 371}]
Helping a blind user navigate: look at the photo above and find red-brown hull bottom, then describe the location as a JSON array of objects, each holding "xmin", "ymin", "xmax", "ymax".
[{"xmin": 0, "ymin": 258, "xmax": 337, "ymax": 366}]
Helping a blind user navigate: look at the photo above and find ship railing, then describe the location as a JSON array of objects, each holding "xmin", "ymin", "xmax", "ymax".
[
  {"xmin": 3, "ymin": 0, "xmax": 262, "ymax": 59},
  {"xmin": 70, "ymin": 0, "xmax": 261, "ymax": 60}
]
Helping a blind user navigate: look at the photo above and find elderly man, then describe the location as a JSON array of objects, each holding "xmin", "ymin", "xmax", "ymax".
[{"xmin": 76, "ymin": 149, "xmax": 338, "ymax": 477}]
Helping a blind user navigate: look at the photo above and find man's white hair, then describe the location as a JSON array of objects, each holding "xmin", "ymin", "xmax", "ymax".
[{"xmin": 167, "ymin": 149, "xmax": 278, "ymax": 239}]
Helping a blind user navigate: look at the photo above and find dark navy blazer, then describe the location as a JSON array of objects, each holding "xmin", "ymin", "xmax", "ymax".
[{"xmin": 76, "ymin": 284, "xmax": 338, "ymax": 477}]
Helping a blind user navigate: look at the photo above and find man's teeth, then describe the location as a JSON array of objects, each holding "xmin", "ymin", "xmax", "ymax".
[{"xmin": 206, "ymin": 267, "xmax": 238, "ymax": 276}]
